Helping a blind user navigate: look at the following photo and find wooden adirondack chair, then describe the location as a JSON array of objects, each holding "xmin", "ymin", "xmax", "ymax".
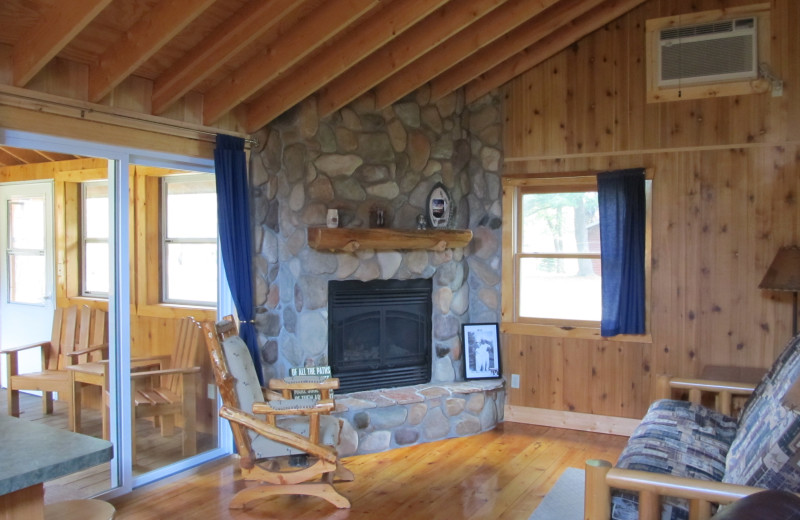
[
  {"xmin": 2, "ymin": 305, "xmax": 108, "ymax": 430},
  {"xmin": 202, "ymin": 317, "xmax": 354, "ymax": 510},
  {"xmin": 130, "ymin": 316, "xmax": 202, "ymax": 463}
]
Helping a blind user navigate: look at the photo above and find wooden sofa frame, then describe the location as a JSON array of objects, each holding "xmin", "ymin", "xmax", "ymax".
[{"xmin": 584, "ymin": 374, "xmax": 771, "ymax": 520}]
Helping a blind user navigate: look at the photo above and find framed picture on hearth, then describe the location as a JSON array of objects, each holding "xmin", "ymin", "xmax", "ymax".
[{"xmin": 462, "ymin": 322, "xmax": 501, "ymax": 380}]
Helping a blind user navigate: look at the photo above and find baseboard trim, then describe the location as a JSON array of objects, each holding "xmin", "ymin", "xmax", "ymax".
[{"xmin": 504, "ymin": 405, "xmax": 640, "ymax": 437}]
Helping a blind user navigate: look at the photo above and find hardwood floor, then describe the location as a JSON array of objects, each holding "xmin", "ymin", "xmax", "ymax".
[{"xmin": 109, "ymin": 422, "xmax": 628, "ymax": 520}]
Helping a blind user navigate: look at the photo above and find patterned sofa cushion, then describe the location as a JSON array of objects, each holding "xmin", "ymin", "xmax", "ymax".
[
  {"xmin": 724, "ymin": 334, "xmax": 800, "ymax": 490},
  {"xmin": 611, "ymin": 399, "xmax": 738, "ymax": 520}
]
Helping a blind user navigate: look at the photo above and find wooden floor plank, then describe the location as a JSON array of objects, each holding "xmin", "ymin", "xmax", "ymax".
[{"xmin": 110, "ymin": 422, "xmax": 627, "ymax": 520}]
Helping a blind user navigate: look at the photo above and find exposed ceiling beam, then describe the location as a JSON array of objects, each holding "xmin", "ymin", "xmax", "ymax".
[
  {"xmin": 202, "ymin": 0, "xmax": 381, "ymax": 126},
  {"xmin": 373, "ymin": 0, "xmax": 560, "ymax": 110},
  {"xmin": 12, "ymin": 0, "xmax": 112, "ymax": 87},
  {"xmin": 244, "ymin": 0, "xmax": 450, "ymax": 133},
  {"xmin": 151, "ymin": 0, "xmax": 306, "ymax": 115},
  {"xmin": 465, "ymin": 0, "xmax": 649, "ymax": 102},
  {"xmin": 88, "ymin": 0, "xmax": 216, "ymax": 103},
  {"xmin": 429, "ymin": 0, "xmax": 605, "ymax": 102},
  {"xmin": 315, "ymin": 0, "xmax": 510, "ymax": 119},
  {"xmin": 0, "ymin": 147, "xmax": 23, "ymax": 167}
]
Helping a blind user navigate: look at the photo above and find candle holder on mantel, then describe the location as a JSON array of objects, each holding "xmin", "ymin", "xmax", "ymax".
[{"xmin": 759, "ymin": 246, "xmax": 800, "ymax": 337}]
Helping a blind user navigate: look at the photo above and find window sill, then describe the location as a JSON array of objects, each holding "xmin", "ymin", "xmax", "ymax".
[
  {"xmin": 136, "ymin": 303, "xmax": 216, "ymax": 320},
  {"xmin": 500, "ymin": 321, "xmax": 652, "ymax": 344}
]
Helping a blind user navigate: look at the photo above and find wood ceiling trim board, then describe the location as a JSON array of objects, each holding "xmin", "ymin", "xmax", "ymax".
[
  {"xmin": 202, "ymin": 0, "xmax": 381, "ymax": 126},
  {"xmin": 244, "ymin": 0, "xmax": 451, "ymax": 133},
  {"xmin": 12, "ymin": 0, "xmax": 113, "ymax": 87},
  {"xmin": 373, "ymin": 0, "xmax": 561, "ymax": 110},
  {"xmin": 87, "ymin": 0, "xmax": 217, "ymax": 103},
  {"xmin": 465, "ymin": 0, "xmax": 649, "ymax": 102},
  {"xmin": 429, "ymin": 0, "xmax": 606, "ymax": 102},
  {"xmin": 151, "ymin": 0, "xmax": 306, "ymax": 115},
  {"xmin": 316, "ymin": 0, "xmax": 510, "ymax": 119}
]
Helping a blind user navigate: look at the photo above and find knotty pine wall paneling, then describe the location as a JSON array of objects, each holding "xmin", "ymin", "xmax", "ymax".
[{"xmin": 502, "ymin": 0, "xmax": 798, "ymax": 421}]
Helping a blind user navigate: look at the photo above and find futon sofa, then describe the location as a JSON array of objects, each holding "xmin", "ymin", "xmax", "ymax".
[{"xmin": 585, "ymin": 333, "xmax": 800, "ymax": 520}]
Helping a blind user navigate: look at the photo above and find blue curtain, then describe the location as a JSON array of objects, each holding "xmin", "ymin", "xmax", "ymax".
[
  {"xmin": 597, "ymin": 168, "xmax": 646, "ymax": 337},
  {"xmin": 214, "ymin": 134, "xmax": 262, "ymax": 384}
]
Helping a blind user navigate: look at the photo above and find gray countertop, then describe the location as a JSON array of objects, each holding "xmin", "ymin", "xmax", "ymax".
[{"xmin": 0, "ymin": 414, "xmax": 113, "ymax": 495}]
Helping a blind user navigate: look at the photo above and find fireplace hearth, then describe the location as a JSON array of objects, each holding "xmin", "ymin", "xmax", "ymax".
[{"xmin": 328, "ymin": 279, "xmax": 432, "ymax": 393}]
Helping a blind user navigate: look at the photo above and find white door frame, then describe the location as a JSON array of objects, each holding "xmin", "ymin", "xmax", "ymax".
[{"xmin": 0, "ymin": 128, "xmax": 233, "ymax": 497}]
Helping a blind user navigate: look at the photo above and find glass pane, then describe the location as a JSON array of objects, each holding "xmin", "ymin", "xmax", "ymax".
[
  {"xmin": 8, "ymin": 196, "xmax": 45, "ymax": 250},
  {"xmin": 165, "ymin": 243, "xmax": 217, "ymax": 303},
  {"xmin": 8, "ymin": 252, "xmax": 46, "ymax": 304},
  {"xmin": 521, "ymin": 191, "xmax": 599, "ymax": 254},
  {"xmin": 165, "ymin": 176, "xmax": 217, "ymax": 239},
  {"xmin": 84, "ymin": 182, "xmax": 109, "ymax": 240},
  {"xmin": 519, "ymin": 257, "xmax": 601, "ymax": 321},
  {"xmin": 84, "ymin": 242, "xmax": 109, "ymax": 294}
]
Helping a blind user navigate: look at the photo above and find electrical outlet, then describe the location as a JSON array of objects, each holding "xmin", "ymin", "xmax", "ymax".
[
  {"xmin": 511, "ymin": 374, "xmax": 520, "ymax": 389},
  {"xmin": 207, "ymin": 383, "xmax": 216, "ymax": 400},
  {"xmin": 772, "ymin": 79, "xmax": 784, "ymax": 97}
]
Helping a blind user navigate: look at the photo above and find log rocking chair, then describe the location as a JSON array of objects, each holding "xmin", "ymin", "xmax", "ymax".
[{"xmin": 202, "ymin": 317, "xmax": 354, "ymax": 510}]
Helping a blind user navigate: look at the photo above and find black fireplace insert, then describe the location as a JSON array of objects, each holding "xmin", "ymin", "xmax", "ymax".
[{"xmin": 328, "ymin": 278, "xmax": 432, "ymax": 393}]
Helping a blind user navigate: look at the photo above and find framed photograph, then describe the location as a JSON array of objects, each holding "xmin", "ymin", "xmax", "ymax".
[
  {"xmin": 462, "ymin": 322, "xmax": 501, "ymax": 380},
  {"xmin": 426, "ymin": 182, "xmax": 452, "ymax": 229}
]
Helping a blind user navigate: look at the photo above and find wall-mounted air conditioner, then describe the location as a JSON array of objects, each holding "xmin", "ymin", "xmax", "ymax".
[{"xmin": 658, "ymin": 17, "xmax": 757, "ymax": 87}]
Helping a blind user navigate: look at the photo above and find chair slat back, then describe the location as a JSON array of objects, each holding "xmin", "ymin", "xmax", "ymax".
[
  {"xmin": 46, "ymin": 305, "xmax": 108, "ymax": 371},
  {"xmin": 202, "ymin": 318, "xmax": 256, "ymax": 463},
  {"xmin": 165, "ymin": 317, "xmax": 202, "ymax": 394}
]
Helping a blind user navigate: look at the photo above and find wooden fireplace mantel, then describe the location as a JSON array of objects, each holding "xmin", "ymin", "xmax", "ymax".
[{"xmin": 307, "ymin": 227, "xmax": 473, "ymax": 253}]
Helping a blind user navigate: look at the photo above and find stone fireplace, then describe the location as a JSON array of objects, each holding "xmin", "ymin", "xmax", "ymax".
[
  {"xmin": 249, "ymin": 87, "xmax": 504, "ymax": 455},
  {"xmin": 328, "ymin": 278, "xmax": 432, "ymax": 393}
]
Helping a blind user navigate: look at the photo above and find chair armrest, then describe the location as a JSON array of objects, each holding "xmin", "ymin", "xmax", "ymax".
[
  {"xmin": 657, "ymin": 374, "xmax": 756, "ymax": 415},
  {"xmin": 67, "ymin": 343, "xmax": 109, "ymax": 358},
  {"xmin": 0, "ymin": 340, "xmax": 50, "ymax": 354},
  {"xmin": 584, "ymin": 459, "xmax": 767, "ymax": 520},
  {"xmin": 252, "ymin": 399, "xmax": 335, "ymax": 416},
  {"xmin": 219, "ymin": 405, "xmax": 338, "ymax": 464},
  {"xmin": 130, "ymin": 366, "xmax": 201, "ymax": 378}
]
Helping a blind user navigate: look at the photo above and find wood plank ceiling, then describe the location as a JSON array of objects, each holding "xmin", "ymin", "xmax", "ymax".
[{"xmin": 0, "ymin": 0, "xmax": 647, "ymax": 137}]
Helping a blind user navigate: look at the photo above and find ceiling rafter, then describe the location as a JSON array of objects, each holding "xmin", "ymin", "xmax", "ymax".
[
  {"xmin": 151, "ymin": 0, "xmax": 306, "ymax": 116},
  {"xmin": 88, "ymin": 0, "xmax": 216, "ymax": 103},
  {"xmin": 465, "ymin": 0, "xmax": 650, "ymax": 102},
  {"xmin": 429, "ymin": 0, "xmax": 606, "ymax": 102},
  {"xmin": 12, "ymin": 0, "xmax": 112, "ymax": 88},
  {"xmin": 372, "ymin": 0, "xmax": 561, "ymax": 110},
  {"xmin": 202, "ymin": 0, "xmax": 382, "ymax": 126},
  {"xmin": 315, "ymin": 0, "xmax": 510, "ymax": 119},
  {"xmin": 244, "ymin": 0, "xmax": 451, "ymax": 133}
]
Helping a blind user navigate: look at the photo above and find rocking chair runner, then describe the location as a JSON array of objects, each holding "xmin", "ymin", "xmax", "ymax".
[{"xmin": 202, "ymin": 317, "xmax": 354, "ymax": 510}]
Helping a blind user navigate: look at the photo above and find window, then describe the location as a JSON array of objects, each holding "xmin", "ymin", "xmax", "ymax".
[
  {"xmin": 161, "ymin": 174, "xmax": 217, "ymax": 306},
  {"xmin": 81, "ymin": 181, "xmax": 109, "ymax": 297},
  {"xmin": 6, "ymin": 196, "xmax": 46, "ymax": 304},
  {"xmin": 502, "ymin": 175, "xmax": 651, "ymax": 337}
]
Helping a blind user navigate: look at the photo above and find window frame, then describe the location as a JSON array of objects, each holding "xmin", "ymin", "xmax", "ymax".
[
  {"xmin": 501, "ymin": 173, "xmax": 653, "ymax": 342},
  {"xmin": 159, "ymin": 173, "xmax": 218, "ymax": 307},
  {"xmin": 133, "ymin": 165, "xmax": 217, "ymax": 319},
  {"xmin": 80, "ymin": 180, "xmax": 110, "ymax": 298}
]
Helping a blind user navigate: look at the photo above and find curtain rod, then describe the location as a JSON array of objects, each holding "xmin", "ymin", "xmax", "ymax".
[{"xmin": 0, "ymin": 87, "xmax": 259, "ymax": 148}]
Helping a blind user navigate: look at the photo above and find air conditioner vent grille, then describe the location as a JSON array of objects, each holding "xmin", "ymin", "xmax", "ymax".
[
  {"xmin": 658, "ymin": 16, "xmax": 757, "ymax": 87},
  {"xmin": 661, "ymin": 36, "xmax": 754, "ymax": 81}
]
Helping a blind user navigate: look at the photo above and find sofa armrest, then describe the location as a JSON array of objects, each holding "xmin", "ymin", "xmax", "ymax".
[
  {"xmin": 585, "ymin": 459, "xmax": 766, "ymax": 520},
  {"xmin": 656, "ymin": 374, "xmax": 756, "ymax": 415}
]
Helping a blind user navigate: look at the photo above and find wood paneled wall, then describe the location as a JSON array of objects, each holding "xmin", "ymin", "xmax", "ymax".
[{"xmin": 501, "ymin": 0, "xmax": 800, "ymax": 419}]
